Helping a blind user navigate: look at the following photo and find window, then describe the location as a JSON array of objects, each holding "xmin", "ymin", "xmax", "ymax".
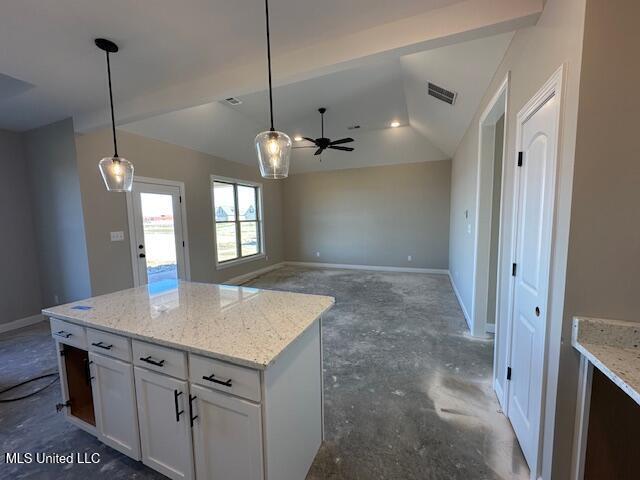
[{"xmin": 212, "ymin": 177, "xmax": 264, "ymax": 267}]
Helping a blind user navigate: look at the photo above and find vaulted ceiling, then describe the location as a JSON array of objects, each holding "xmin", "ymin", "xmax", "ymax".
[
  {"xmin": 0, "ymin": 0, "xmax": 541, "ymax": 133},
  {"xmin": 122, "ymin": 32, "xmax": 513, "ymax": 172}
]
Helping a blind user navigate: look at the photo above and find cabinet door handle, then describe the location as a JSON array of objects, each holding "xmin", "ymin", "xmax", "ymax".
[
  {"xmin": 91, "ymin": 341, "xmax": 113, "ymax": 350},
  {"xmin": 140, "ymin": 356, "xmax": 165, "ymax": 367},
  {"xmin": 54, "ymin": 330, "xmax": 72, "ymax": 338},
  {"xmin": 202, "ymin": 373, "xmax": 232, "ymax": 387},
  {"xmin": 174, "ymin": 390, "xmax": 184, "ymax": 422},
  {"xmin": 189, "ymin": 394, "xmax": 198, "ymax": 427}
]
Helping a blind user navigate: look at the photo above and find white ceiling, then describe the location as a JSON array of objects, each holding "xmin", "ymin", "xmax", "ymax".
[
  {"xmin": 122, "ymin": 32, "xmax": 513, "ymax": 172},
  {"xmin": 0, "ymin": 0, "xmax": 463, "ymax": 131},
  {"xmin": 0, "ymin": 0, "xmax": 541, "ymax": 132}
]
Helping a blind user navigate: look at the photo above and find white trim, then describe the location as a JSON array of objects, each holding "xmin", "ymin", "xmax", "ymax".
[
  {"xmin": 485, "ymin": 323, "xmax": 495, "ymax": 334},
  {"xmin": 471, "ymin": 72, "xmax": 510, "ymax": 338},
  {"xmin": 223, "ymin": 262, "xmax": 286, "ymax": 285},
  {"xmin": 285, "ymin": 261, "xmax": 449, "ymax": 275},
  {"xmin": 126, "ymin": 176, "xmax": 192, "ymax": 287},
  {"xmin": 211, "ymin": 175, "xmax": 267, "ymax": 270},
  {"xmin": 571, "ymin": 355, "xmax": 593, "ymax": 480},
  {"xmin": 448, "ymin": 272, "xmax": 472, "ymax": 330},
  {"xmin": 0, "ymin": 314, "xmax": 45, "ymax": 333}
]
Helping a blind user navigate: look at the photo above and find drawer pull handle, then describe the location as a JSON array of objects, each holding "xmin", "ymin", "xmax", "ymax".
[
  {"xmin": 174, "ymin": 390, "xmax": 184, "ymax": 422},
  {"xmin": 202, "ymin": 373, "xmax": 232, "ymax": 387},
  {"xmin": 189, "ymin": 394, "xmax": 198, "ymax": 427},
  {"xmin": 140, "ymin": 356, "xmax": 165, "ymax": 367},
  {"xmin": 91, "ymin": 341, "xmax": 113, "ymax": 350},
  {"xmin": 54, "ymin": 330, "xmax": 72, "ymax": 339}
]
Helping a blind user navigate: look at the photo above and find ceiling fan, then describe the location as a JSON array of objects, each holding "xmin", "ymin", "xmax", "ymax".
[{"xmin": 294, "ymin": 108, "xmax": 354, "ymax": 155}]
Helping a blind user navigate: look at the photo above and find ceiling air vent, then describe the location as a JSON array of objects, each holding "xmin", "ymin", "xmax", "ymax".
[
  {"xmin": 427, "ymin": 82, "xmax": 457, "ymax": 105},
  {"xmin": 224, "ymin": 97, "xmax": 242, "ymax": 106}
]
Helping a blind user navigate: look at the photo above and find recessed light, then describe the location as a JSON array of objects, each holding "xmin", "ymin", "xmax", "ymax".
[
  {"xmin": 294, "ymin": 136, "xmax": 303, "ymax": 142},
  {"xmin": 390, "ymin": 121, "xmax": 400, "ymax": 128}
]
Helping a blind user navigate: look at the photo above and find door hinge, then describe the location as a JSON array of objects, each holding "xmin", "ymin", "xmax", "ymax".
[
  {"xmin": 507, "ymin": 367, "xmax": 512, "ymax": 381},
  {"xmin": 517, "ymin": 151, "xmax": 523, "ymax": 167},
  {"xmin": 182, "ymin": 241, "xmax": 185, "ymax": 247},
  {"xmin": 512, "ymin": 263, "xmax": 517, "ymax": 276},
  {"xmin": 179, "ymin": 195, "xmax": 182, "ymax": 203}
]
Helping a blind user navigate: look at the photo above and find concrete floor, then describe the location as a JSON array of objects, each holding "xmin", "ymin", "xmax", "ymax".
[{"xmin": 1, "ymin": 266, "xmax": 528, "ymax": 479}]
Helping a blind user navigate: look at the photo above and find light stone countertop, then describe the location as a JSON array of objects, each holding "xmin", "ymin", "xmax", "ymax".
[
  {"xmin": 572, "ymin": 316, "xmax": 640, "ymax": 405},
  {"xmin": 43, "ymin": 280, "xmax": 334, "ymax": 370}
]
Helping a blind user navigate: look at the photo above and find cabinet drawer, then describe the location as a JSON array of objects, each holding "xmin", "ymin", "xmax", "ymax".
[
  {"xmin": 87, "ymin": 328, "xmax": 132, "ymax": 362},
  {"xmin": 50, "ymin": 317, "xmax": 86, "ymax": 349},
  {"xmin": 189, "ymin": 354, "xmax": 261, "ymax": 402},
  {"xmin": 133, "ymin": 340, "xmax": 187, "ymax": 380}
]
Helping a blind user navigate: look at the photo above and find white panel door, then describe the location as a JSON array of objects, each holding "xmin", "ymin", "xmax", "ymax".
[
  {"xmin": 134, "ymin": 367, "xmax": 194, "ymax": 480},
  {"xmin": 507, "ymin": 91, "xmax": 560, "ymax": 469},
  {"xmin": 89, "ymin": 352, "xmax": 140, "ymax": 460},
  {"xmin": 191, "ymin": 384, "xmax": 263, "ymax": 480},
  {"xmin": 131, "ymin": 181, "xmax": 187, "ymax": 287}
]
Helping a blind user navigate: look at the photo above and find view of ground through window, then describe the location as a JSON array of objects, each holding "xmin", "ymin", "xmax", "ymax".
[
  {"xmin": 140, "ymin": 192, "xmax": 178, "ymax": 284},
  {"xmin": 214, "ymin": 182, "xmax": 259, "ymax": 263}
]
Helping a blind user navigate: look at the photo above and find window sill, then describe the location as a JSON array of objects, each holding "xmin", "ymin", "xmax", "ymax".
[{"xmin": 215, "ymin": 253, "xmax": 266, "ymax": 270}]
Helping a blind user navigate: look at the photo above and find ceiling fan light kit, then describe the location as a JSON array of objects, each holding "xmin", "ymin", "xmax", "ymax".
[
  {"xmin": 255, "ymin": 0, "xmax": 292, "ymax": 179},
  {"xmin": 96, "ymin": 38, "xmax": 134, "ymax": 192}
]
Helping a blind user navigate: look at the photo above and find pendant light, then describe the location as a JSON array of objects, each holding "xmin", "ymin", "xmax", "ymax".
[
  {"xmin": 96, "ymin": 38, "xmax": 133, "ymax": 192},
  {"xmin": 254, "ymin": 0, "xmax": 292, "ymax": 179}
]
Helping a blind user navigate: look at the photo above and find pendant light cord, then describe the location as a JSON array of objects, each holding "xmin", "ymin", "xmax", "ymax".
[
  {"xmin": 105, "ymin": 51, "xmax": 119, "ymax": 157},
  {"xmin": 264, "ymin": 0, "xmax": 275, "ymax": 131}
]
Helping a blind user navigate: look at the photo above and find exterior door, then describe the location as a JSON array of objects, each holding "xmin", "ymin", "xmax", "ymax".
[
  {"xmin": 507, "ymin": 89, "xmax": 560, "ymax": 469},
  {"xmin": 191, "ymin": 384, "xmax": 263, "ymax": 480},
  {"xmin": 130, "ymin": 180, "xmax": 187, "ymax": 287},
  {"xmin": 134, "ymin": 367, "xmax": 194, "ymax": 480},
  {"xmin": 89, "ymin": 352, "xmax": 140, "ymax": 460}
]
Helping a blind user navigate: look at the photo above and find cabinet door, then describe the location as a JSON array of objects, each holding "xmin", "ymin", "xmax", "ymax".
[
  {"xmin": 89, "ymin": 352, "xmax": 140, "ymax": 460},
  {"xmin": 134, "ymin": 367, "xmax": 194, "ymax": 480},
  {"xmin": 191, "ymin": 384, "xmax": 263, "ymax": 480}
]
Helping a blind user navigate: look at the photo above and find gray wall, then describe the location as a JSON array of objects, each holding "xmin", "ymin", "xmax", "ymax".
[
  {"xmin": 486, "ymin": 115, "xmax": 504, "ymax": 329},
  {"xmin": 447, "ymin": 0, "xmax": 586, "ymax": 476},
  {"xmin": 74, "ymin": 129, "xmax": 284, "ymax": 296},
  {"xmin": 557, "ymin": 0, "xmax": 640, "ymax": 474},
  {"xmin": 0, "ymin": 130, "xmax": 42, "ymax": 325},
  {"xmin": 282, "ymin": 160, "xmax": 451, "ymax": 269},
  {"xmin": 24, "ymin": 118, "xmax": 92, "ymax": 307}
]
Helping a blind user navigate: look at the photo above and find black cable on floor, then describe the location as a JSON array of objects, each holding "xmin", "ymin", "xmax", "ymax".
[{"xmin": 0, "ymin": 372, "xmax": 59, "ymax": 403}]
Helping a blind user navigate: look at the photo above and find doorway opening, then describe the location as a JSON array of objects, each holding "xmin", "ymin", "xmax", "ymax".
[{"xmin": 126, "ymin": 177, "xmax": 190, "ymax": 288}]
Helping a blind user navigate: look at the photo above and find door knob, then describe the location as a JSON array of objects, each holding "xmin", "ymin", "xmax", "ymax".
[
  {"xmin": 139, "ymin": 253, "xmax": 146, "ymax": 258},
  {"xmin": 535, "ymin": 306, "xmax": 540, "ymax": 317}
]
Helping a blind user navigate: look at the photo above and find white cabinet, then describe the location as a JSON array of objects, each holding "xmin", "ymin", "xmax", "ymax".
[
  {"xmin": 134, "ymin": 367, "xmax": 194, "ymax": 480},
  {"xmin": 89, "ymin": 352, "xmax": 140, "ymax": 460},
  {"xmin": 191, "ymin": 384, "xmax": 263, "ymax": 480}
]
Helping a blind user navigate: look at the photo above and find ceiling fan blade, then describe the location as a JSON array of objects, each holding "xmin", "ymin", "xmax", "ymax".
[
  {"xmin": 302, "ymin": 137, "xmax": 318, "ymax": 144},
  {"xmin": 330, "ymin": 137, "xmax": 354, "ymax": 145},
  {"xmin": 314, "ymin": 148, "xmax": 324, "ymax": 155},
  {"xmin": 328, "ymin": 145, "xmax": 354, "ymax": 152}
]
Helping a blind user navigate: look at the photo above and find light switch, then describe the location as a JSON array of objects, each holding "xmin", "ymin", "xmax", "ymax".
[{"xmin": 110, "ymin": 231, "xmax": 125, "ymax": 242}]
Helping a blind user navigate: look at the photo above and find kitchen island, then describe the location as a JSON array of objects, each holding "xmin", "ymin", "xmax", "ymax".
[{"xmin": 43, "ymin": 280, "xmax": 334, "ymax": 480}]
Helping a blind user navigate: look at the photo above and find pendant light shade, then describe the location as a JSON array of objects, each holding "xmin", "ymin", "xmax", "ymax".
[
  {"xmin": 95, "ymin": 38, "xmax": 133, "ymax": 192},
  {"xmin": 255, "ymin": 130, "xmax": 291, "ymax": 179},
  {"xmin": 255, "ymin": 0, "xmax": 291, "ymax": 179}
]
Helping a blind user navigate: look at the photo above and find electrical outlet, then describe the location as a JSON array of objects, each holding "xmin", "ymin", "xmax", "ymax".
[
  {"xmin": 316, "ymin": 251, "xmax": 320, "ymax": 257},
  {"xmin": 110, "ymin": 231, "xmax": 125, "ymax": 242},
  {"xmin": 407, "ymin": 255, "xmax": 412, "ymax": 262},
  {"xmin": 467, "ymin": 224, "xmax": 472, "ymax": 234},
  {"xmin": 53, "ymin": 294, "xmax": 59, "ymax": 304}
]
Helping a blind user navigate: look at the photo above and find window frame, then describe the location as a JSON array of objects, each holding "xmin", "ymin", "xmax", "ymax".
[{"xmin": 211, "ymin": 175, "xmax": 266, "ymax": 269}]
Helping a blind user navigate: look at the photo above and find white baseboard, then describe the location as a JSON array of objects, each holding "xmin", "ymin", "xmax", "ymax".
[
  {"xmin": 448, "ymin": 272, "xmax": 472, "ymax": 330},
  {"xmin": 284, "ymin": 261, "xmax": 449, "ymax": 275},
  {"xmin": 0, "ymin": 313, "xmax": 45, "ymax": 334},
  {"xmin": 224, "ymin": 262, "xmax": 286, "ymax": 285}
]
